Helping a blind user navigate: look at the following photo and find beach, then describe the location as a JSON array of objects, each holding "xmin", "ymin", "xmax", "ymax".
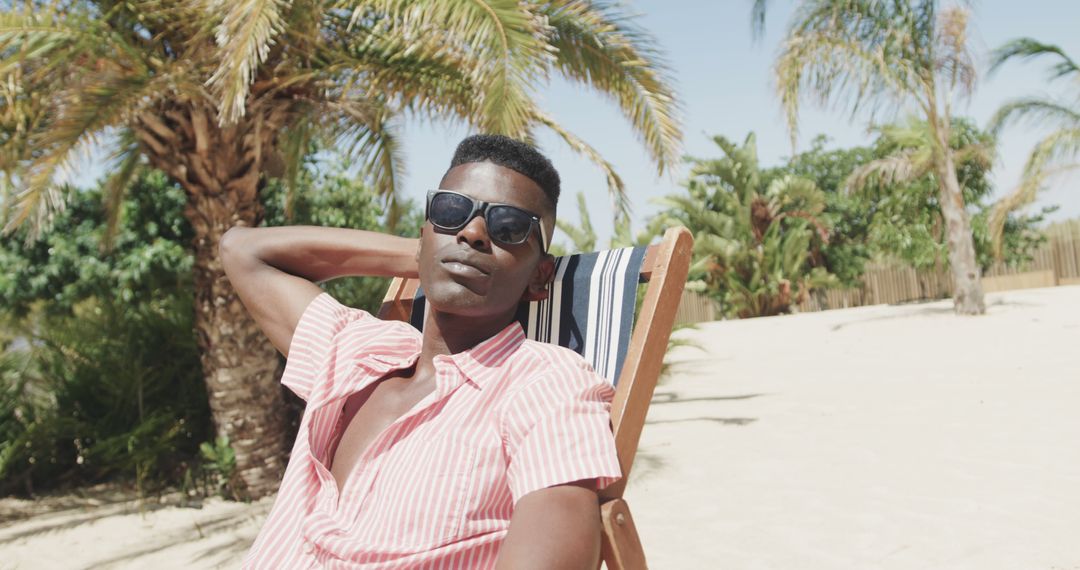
[{"xmin": 3, "ymin": 286, "xmax": 1078, "ymax": 569}]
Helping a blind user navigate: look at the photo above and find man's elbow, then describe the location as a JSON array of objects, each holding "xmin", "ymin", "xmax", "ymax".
[
  {"xmin": 219, "ymin": 226, "xmax": 251, "ymax": 271},
  {"xmin": 497, "ymin": 483, "xmax": 603, "ymax": 570}
]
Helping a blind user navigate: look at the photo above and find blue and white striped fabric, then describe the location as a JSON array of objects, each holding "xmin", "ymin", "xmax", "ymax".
[{"xmin": 409, "ymin": 246, "xmax": 648, "ymax": 386}]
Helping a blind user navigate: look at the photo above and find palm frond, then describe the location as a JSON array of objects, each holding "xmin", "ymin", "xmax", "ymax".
[
  {"xmin": 775, "ymin": 0, "xmax": 940, "ymax": 147},
  {"xmin": 987, "ymin": 97, "xmax": 1080, "ymax": 137},
  {"xmin": 554, "ymin": 191, "xmax": 596, "ymax": 253},
  {"xmin": 934, "ymin": 6, "xmax": 976, "ymax": 100},
  {"xmin": 207, "ymin": 0, "xmax": 288, "ymax": 124},
  {"xmin": 988, "ymin": 127, "xmax": 1080, "ymax": 256},
  {"xmin": 765, "ymin": 174, "xmax": 825, "ymax": 214},
  {"xmin": 988, "ymin": 37, "xmax": 1080, "ymax": 81},
  {"xmin": 844, "ymin": 149, "xmax": 930, "ymax": 193},
  {"xmin": 3, "ymin": 66, "xmax": 171, "ymax": 238},
  {"xmin": 274, "ymin": 118, "xmax": 314, "ymax": 220},
  {"xmin": 542, "ymin": 0, "xmax": 682, "ymax": 174},
  {"xmin": 330, "ymin": 17, "xmax": 478, "ymax": 119},
  {"xmin": 101, "ymin": 132, "xmax": 143, "ymax": 251},
  {"xmin": 777, "ymin": 31, "xmax": 917, "ymax": 148},
  {"xmin": 320, "ymin": 95, "xmax": 404, "ymax": 205},
  {"xmin": 356, "ymin": 0, "xmax": 549, "ymax": 138},
  {"xmin": 531, "ymin": 108, "xmax": 627, "ymax": 217},
  {"xmin": 750, "ymin": 0, "xmax": 771, "ymax": 41},
  {"xmin": 0, "ymin": 8, "xmax": 153, "ymax": 81},
  {"xmin": 0, "ymin": 10, "xmax": 89, "ymax": 67}
]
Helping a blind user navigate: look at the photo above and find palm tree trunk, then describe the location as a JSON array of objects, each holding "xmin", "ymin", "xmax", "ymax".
[
  {"xmin": 935, "ymin": 146, "xmax": 987, "ymax": 315},
  {"xmin": 190, "ymin": 198, "xmax": 288, "ymax": 499},
  {"xmin": 138, "ymin": 103, "xmax": 291, "ymax": 498}
]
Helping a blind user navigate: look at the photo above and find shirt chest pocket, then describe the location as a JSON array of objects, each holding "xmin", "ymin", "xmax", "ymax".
[{"xmin": 360, "ymin": 431, "xmax": 478, "ymax": 549}]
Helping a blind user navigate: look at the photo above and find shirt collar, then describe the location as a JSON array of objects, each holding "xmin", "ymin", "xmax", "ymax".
[{"xmin": 444, "ymin": 320, "xmax": 526, "ymax": 389}]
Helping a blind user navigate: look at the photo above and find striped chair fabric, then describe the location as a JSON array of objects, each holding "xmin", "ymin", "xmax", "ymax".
[{"xmin": 408, "ymin": 246, "xmax": 648, "ymax": 386}]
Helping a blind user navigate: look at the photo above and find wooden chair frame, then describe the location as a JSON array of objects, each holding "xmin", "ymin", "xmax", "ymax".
[{"xmin": 376, "ymin": 226, "xmax": 694, "ymax": 570}]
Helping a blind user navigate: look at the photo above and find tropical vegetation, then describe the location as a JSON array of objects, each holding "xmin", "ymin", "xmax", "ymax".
[
  {"xmin": 774, "ymin": 0, "xmax": 987, "ymax": 314},
  {"xmin": 0, "ymin": 0, "xmax": 681, "ymax": 496},
  {"xmin": 0, "ymin": 0, "xmax": 1073, "ymax": 501},
  {"xmin": 654, "ymin": 133, "xmax": 835, "ymax": 318},
  {"xmin": 0, "ymin": 160, "xmax": 413, "ymax": 497},
  {"xmin": 987, "ymin": 39, "xmax": 1080, "ymax": 254}
]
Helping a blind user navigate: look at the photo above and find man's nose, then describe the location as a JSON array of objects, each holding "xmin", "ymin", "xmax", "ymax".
[{"xmin": 456, "ymin": 214, "xmax": 491, "ymax": 250}]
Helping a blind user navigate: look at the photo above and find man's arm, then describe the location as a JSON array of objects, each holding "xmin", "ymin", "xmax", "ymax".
[
  {"xmin": 494, "ymin": 480, "xmax": 603, "ymax": 570},
  {"xmin": 219, "ymin": 226, "xmax": 417, "ymax": 356}
]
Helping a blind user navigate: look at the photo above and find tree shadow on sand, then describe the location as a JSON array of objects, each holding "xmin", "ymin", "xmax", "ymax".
[
  {"xmin": 0, "ymin": 485, "xmax": 190, "ymax": 544},
  {"xmin": 0, "ymin": 484, "xmax": 269, "ymax": 569},
  {"xmin": 0, "ymin": 485, "xmax": 153, "ymax": 525},
  {"xmin": 77, "ymin": 504, "xmax": 268, "ymax": 570},
  {"xmin": 628, "ymin": 449, "xmax": 668, "ymax": 485},
  {"xmin": 651, "ymin": 391, "xmax": 766, "ymax": 405},
  {"xmin": 829, "ymin": 297, "xmax": 1039, "ymax": 331},
  {"xmin": 647, "ymin": 391, "xmax": 761, "ymax": 427},
  {"xmin": 646, "ymin": 416, "xmax": 757, "ymax": 426}
]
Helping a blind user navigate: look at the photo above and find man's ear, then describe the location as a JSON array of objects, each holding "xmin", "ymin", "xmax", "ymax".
[{"xmin": 522, "ymin": 254, "xmax": 555, "ymax": 302}]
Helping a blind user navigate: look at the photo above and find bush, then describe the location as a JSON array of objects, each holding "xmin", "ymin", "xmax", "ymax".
[{"xmin": 0, "ymin": 295, "xmax": 209, "ymax": 496}]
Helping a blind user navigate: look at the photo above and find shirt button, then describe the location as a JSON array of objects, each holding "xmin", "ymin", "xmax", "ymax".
[{"xmin": 303, "ymin": 541, "xmax": 315, "ymax": 555}]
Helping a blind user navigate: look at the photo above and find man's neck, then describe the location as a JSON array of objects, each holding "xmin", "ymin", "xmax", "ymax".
[{"xmin": 414, "ymin": 308, "xmax": 516, "ymax": 378}]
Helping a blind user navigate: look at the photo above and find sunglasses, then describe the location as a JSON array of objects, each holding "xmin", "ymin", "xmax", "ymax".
[{"xmin": 425, "ymin": 190, "xmax": 549, "ymax": 251}]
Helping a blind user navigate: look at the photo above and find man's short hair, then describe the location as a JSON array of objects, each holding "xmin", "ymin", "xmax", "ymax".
[{"xmin": 448, "ymin": 134, "xmax": 560, "ymax": 211}]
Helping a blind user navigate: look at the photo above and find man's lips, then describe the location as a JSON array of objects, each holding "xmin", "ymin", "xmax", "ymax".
[{"xmin": 440, "ymin": 252, "xmax": 492, "ymax": 277}]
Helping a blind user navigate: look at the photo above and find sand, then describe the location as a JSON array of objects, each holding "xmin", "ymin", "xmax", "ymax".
[{"xmin": 2, "ymin": 286, "xmax": 1078, "ymax": 569}]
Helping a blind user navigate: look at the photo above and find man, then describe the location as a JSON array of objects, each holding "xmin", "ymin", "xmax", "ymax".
[{"xmin": 221, "ymin": 134, "xmax": 622, "ymax": 569}]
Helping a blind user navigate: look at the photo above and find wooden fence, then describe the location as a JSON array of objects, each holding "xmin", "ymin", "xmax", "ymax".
[{"xmin": 673, "ymin": 228, "xmax": 1080, "ymax": 324}]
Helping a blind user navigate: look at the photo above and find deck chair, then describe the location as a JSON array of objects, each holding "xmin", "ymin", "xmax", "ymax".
[{"xmin": 377, "ymin": 225, "xmax": 693, "ymax": 570}]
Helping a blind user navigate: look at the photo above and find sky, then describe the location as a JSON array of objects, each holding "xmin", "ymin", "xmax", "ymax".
[
  {"xmin": 56, "ymin": 1, "xmax": 1080, "ymax": 246},
  {"xmin": 391, "ymin": 0, "xmax": 1080, "ymax": 247}
]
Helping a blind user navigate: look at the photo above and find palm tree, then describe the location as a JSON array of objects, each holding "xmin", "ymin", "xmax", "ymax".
[
  {"xmin": 775, "ymin": 0, "xmax": 986, "ymax": 315},
  {"xmin": 656, "ymin": 133, "xmax": 834, "ymax": 318},
  {"xmin": 987, "ymin": 39, "xmax": 1080, "ymax": 255},
  {"xmin": 846, "ymin": 117, "xmax": 992, "ymax": 198},
  {"xmin": 0, "ymin": 0, "xmax": 681, "ymax": 497},
  {"xmin": 550, "ymin": 191, "xmax": 655, "ymax": 256}
]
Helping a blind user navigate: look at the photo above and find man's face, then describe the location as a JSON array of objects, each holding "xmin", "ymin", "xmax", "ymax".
[{"xmin": 417, "ymin": 161, "xmax": 555, "ymax": 320}]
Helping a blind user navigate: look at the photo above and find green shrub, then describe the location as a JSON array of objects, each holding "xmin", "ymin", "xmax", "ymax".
[{"xmin": 0, "ymin": 295, "xmax": 209, "ymax": 496}]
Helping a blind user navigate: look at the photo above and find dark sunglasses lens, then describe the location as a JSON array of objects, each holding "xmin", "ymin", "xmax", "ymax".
[
  {"xmin": 487, "ymin": 206, "xmax": 532, "ymax": 245},
  {"xmin": 430, "ymin": 192, "xmax": 473, "ymax": 228}
]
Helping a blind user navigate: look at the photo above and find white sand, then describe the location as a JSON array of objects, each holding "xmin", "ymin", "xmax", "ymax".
[
  {"xmin": 631, "ymin": 285, "xmax": 1080, "ymax": 569},
  {"xmin": 2, "ymin": 286, "xmax": 1078, "ymax": 569},
  {"xmin": 0, "ymin": 489, "xmax": 271, "ymax": 569}
]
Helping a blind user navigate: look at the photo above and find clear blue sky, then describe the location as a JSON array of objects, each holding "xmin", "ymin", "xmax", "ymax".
[
  {"xmin": 394, "ymin": 0, "xmax": 1080, "ymax": 247},
  {"xmin": 58, "ymin": 2, "xmax": 1079, "ymax": 244}
]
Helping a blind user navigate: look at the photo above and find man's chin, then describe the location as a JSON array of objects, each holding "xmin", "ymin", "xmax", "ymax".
[
  {"xmin": 423, "ymin": 283, "xmax": 522, "ymax": 321},
  {"xmin": 423, "ymin": 283, "xmax": 488, "ymax": 317}
]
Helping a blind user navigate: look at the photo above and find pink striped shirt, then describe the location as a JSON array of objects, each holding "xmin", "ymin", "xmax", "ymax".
[{"xmin": 244, "ymin": 293, "xmax": 622, "ymax": 569}]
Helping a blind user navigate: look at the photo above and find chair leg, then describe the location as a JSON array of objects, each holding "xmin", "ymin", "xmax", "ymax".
[{"xmin": 599, "ymin": 498, "xmax": 647, "ymax": 570}]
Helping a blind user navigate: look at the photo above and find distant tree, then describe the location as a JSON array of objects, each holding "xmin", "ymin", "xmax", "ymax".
[
  {"xmin": 773, "ymin": 121, "xmax": 1051, "ymax": 278},
  {"xmin": 845, "ymin": 116, "xmax": 991, "ymax": 268},
  {"xmin": 0, "ymin": 0, "xmax": 681, "ymax": 495},
  {"xmin": 764, "ymin": 135, "xmax": 875, "ymax": 286},
  {"xmin": 987, "ymin": 39, "xmax": 1080, "ymax": 255},
  {"xmin": 656, "ymin": 133, "xmax": 835, "ymax": 318},
  {"xmin": 775, "ymin": 0, "xmax": 986, "ymax": 314}
]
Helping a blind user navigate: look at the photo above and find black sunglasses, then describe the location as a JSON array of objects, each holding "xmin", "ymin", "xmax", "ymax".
[{"xmin": 425, "ymin": 190, "xmax": 548, "ymax": 251}]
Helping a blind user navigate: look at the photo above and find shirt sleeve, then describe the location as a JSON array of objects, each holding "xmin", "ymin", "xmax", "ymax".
[
  {"xmin": 281, "ymin": 292, "xmax": 372, "ymax": 401},
  {"xmin": 501, "ymin": 356, "xmax": 623, "ymax": 504}
]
